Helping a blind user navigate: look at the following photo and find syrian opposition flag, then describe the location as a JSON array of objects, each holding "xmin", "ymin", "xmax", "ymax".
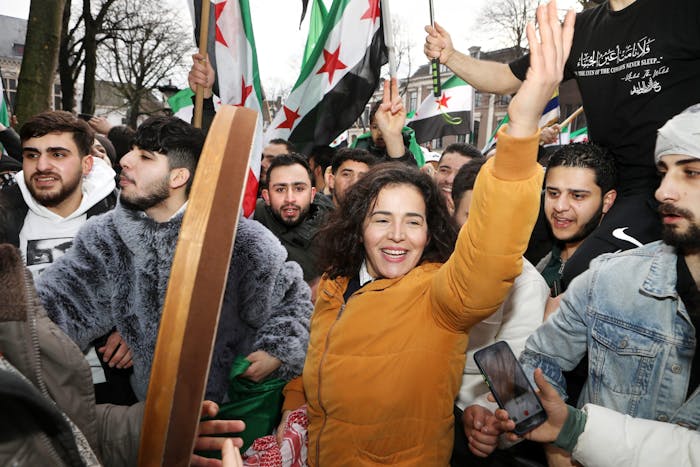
[
  {"xmin": 192, "ymin": 0, "xmax": 263, "ymax": 217},
  {"xmin": 559, "ymin": 126, "xmax": 588, "ymax": 144},
  {"xmin": 481, "ymin": 90, "xmax": 561, "ymax": 152},
  {"xmin": 265, "ymin": 0, "xmax": 387, "ymax": 155},
  {"xmin": 407, "ymin": 75, "xmax": 472, "ymax": 143},
  {"xmin": 539, "ymin": 90, "xmax": 560, "ymax": 128},
  {"xmin": 168, "ymin": 88, "xmax": 195, "ymax": 124}
]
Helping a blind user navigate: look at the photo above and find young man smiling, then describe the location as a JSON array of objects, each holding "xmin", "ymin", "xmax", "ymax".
[
  {"xmin": 435, "ymin": 143, "xmax": 482, "ymax": 214},
  {"xmin": 470, "ymin": 103, "xmax": 700, "ymax": 467},
  {"xmin": 537, "ymin": 144, "xmax": 618, "ymax": 296}
]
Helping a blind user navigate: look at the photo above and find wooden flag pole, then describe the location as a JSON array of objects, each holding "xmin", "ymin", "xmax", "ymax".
[
  {"xmin": 559, "ymin": 105, "xmax": 584, "ymax": 129},
  {"xmin": 193, "ymin": 0, "xmax": 211, "ymax": 129},
  {"xmin": 380, "ymin": 0, "xmax": 396, "ymax": 78},
  {"xmin": 137, "ymin": 105, "xmax": 257, "ymax": 466}
]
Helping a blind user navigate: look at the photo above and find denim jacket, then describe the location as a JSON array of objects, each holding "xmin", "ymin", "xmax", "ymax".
[{"xmin": 520, "ymin": 241, "xmax": 699, "ymax": 430}]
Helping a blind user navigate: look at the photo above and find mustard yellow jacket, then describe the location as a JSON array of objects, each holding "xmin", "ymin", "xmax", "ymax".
[{"xmin": 285, "ymin": 128, "xmax": 543, "ymax": 466}]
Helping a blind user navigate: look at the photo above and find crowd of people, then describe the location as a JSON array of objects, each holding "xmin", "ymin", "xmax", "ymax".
[{"xmin": 0, "ymin": 0, "xmax": 698, "ymax": 465}]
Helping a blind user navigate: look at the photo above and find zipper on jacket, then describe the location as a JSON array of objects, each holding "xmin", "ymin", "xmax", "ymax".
[
  {"xmin": 315, "ymin": 302, "xmax": 346, "ymax": 465},
  {"xmin": 25, "ymin": 273, "xmax": 66, "ymax": 464}
]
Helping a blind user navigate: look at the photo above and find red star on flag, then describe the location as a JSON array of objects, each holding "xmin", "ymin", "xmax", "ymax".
[
  {"xmin": 360, "ymin": 0, "xmax": 381, "ymax": 23},
  {"xmin": 276, "ymin": 106, "xmax": 301, "ymax": 130},
  {"xmin": 215, "ymin": 1, "xmax": 228, "ymax": 47},
  {"xmin": 436, "ymin": 93, "xmax": 451, "ymax": 109},
  {"xmin": 235, "ymin": 76, "xmax": 253, "ymax": 107},
  {"xmin": 316, "ymin": 46, "xmax": 348, "ymax": 83}
]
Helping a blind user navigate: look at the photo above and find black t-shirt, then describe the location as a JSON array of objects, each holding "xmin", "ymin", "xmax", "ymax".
[{"xmin": 510, "ymin": 0, "xmax": 700, "ymax": 195}]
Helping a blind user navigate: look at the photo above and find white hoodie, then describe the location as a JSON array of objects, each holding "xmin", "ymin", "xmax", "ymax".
[{"xmin": 16, "ymin": 157, "xmax": 116, "ymax": 278}]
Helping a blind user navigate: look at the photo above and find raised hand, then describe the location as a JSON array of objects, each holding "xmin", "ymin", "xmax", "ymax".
[
  {"xmin": 423, "ymin": 22, "xmax": 455, "ymax": 65},
  {"xmin": 189, "ymin": 53, "xmax": 216, "ymax": 99},
  {"xmin": 507, "ymin": 1, "xmax": 575, "ymax": 138}
]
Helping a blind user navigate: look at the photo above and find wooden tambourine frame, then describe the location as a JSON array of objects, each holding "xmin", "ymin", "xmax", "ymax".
[{"xmin": 138, "ymin": 105, "xmax": 257, "ymax": 466}]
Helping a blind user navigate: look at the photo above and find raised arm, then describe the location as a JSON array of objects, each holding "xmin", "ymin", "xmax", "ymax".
[
  {"xmin": 424, "ymin": 22, "xmax": 522, "ymax": 95},
  {"xmin": 431, "ymin": 1, "xmax": 575, "ymax": 331}
]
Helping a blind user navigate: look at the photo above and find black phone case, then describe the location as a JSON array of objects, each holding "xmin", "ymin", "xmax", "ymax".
[{"xmin": 473, "ymin": 341, "xmax": 547, "ymax": 435}]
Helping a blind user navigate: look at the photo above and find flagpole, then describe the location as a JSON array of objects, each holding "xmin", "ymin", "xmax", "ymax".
[
  {"xmin": 193, "ymin": 0, "xmax": 211, "ymax": 129},
  {"xmin": 381, "ymin": 0, "xmax": 396, "ymax": 78},
  {"xmin": 559, "ymin": 105, "xmax": 584, "ymax": 129},
  {"xmin": 428, "ymin": 0, "xmax": 441, "ymax": 97}
]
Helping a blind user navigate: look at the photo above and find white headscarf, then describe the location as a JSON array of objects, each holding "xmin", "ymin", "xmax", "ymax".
[{"xmin": 655, "ymin": 103, "xmax": 700, "ymax": 163}]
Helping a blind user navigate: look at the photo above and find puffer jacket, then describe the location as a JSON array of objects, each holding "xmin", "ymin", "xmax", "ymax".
[
  {"xmin": 284, "ymin": 127, "xmax": 544, "ymax": 466},
  {"xmin": 0, "ymin": 244, "xmax": 143, "ymax": 466}
]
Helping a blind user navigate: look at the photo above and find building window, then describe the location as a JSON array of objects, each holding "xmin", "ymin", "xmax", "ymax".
[
  {"xmin": 431, "ymin": 137, "xmax": 443, "ymax": 149},
  {"xmin": 456, "ymin": 134, "xmax": 467, "ymax": 143},
  {"xmin": 3, "ymin": 78, "xmax": 17, "ymax": 112},
  {"xmin": 53, "ymin": 83, "xmax": 62, "ymax": 110},
  {"xmin": 409, "ymin": 91, "xmax": 417, "ymax": 113}
]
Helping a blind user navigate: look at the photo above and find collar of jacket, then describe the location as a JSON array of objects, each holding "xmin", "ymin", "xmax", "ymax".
[
  {"xmin": 113, "ymin": 201, "xmax": 184, "ymax": 261},
  {"xmin": 320, "ymin": 262, "xmax": 441, "ymax": 304},
  {"xmin": 256, "ymin": 194, "xmax": 333, "ymax": 246},
  {"xmin": 640, "ymin": 241, "xmax": 679, "ymax": 299}
]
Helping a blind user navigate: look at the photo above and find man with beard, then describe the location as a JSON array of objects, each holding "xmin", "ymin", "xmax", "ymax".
[
  {"xmin": 36, "ymin": 116, "xmax": 312, "ymax": 402},
  {"xmin": 255, "ymin": 153, "xmax": 334, "ymax": 289},
  {"xmin": 466, "ymin": 104, "xmax": 700, "ymax": 466},
  {"xmin": 536, "ymin": 144, "xmax": 618, "ymax": 297},
  {"xmin": 0, "ymin": 111, "xmax": 138, "ymax": 405},
  {"xmin": 0, "ymin": 111, "xmax": 116, "ymax": 277},
  {"xmin": 425, "ymin": 0, "xmax": 700, "ymax": 288}
]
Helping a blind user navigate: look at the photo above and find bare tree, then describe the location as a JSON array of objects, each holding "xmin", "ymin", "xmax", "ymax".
[
  {"xmin": 59, "ymin": 0, "xmax": 127, "ymax": 113},
  {"xmin": 99, "ymin": 0, "xmax": 189, "ymax": 128},
  {"xmin": 478, "ymin": 0, "xmax": 541, "ymax": 55},
  {"xmin": 391, "ymin": 18, "xmax": 413, "ymax": 97},
  {"xmin": 16, "ymin": 0, "xmax": 67, "ymax": 127}
]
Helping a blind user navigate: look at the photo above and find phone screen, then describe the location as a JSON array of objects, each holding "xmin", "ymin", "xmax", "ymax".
[{"xmin": 473, "ymin": 341, "xmax": 546, "ymax": 435}]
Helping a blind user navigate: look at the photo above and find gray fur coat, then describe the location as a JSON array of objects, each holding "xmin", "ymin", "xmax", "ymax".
[{"xmin": 37, "ymin": 203, "xmax": 312, "ymax": 402}]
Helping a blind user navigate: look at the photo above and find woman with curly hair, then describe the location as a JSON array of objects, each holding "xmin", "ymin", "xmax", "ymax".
[{"xmin": 281, "ymin": 4, "xmax": 574, "ymax": 465}]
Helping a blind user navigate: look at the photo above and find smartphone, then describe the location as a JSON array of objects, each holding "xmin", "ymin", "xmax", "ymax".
[
  {"xmin": 78, "ymin": 113, "xmax": 93, "ymax": 121},
  {"xmin": 473, "ymin": 341, "xmax": 547, "ymax": 435}
]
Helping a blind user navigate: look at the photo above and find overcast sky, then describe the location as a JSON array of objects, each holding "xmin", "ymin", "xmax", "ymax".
[{"xmin": 0, "ymin": 0, "xmax": 581, "ymax": 94}]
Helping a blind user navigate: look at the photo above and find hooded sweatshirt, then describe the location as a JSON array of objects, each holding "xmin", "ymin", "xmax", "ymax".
[{"xmin": 16, "ymin": 158, "xmax": 116, "ymax": 278}]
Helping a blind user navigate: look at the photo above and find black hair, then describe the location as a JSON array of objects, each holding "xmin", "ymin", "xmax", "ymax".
[
  {"xmin": 133, "ymin": 116, "xmax": 204, "ymax": 195},
  {"xmin": 545, "ymin": 143, "xmax": 617, "ymax": 193},
  {"xmin": 107, "ymin": 125, "xmax": 136, "ymax": 161},
  {"xmin": 451, "ymin": 158, "xmax": 488, "ymax": 206},
  {"xmin": 307, "ymin": 145, "xmax": 336, "ymax": 174},
  {"xmin": 439, "ymin": 143, "xmax": 483, "ymax": 163},
  {"xmin": 20, "ymin": 110, "xmax": 94, "ymax": 157},
  {"xmin": 266, "ymin": 153, "xmax": 314, "ymax": 186},
  {"xmin": 268, "ymin": 138, "xmax": 296, "ymax": 153},
  {"xmin": 330, "ymin": 148, "xmax": 378, "ymax": 174},
  {"xmin": 317, "ymin": 162, "xmax": 458, "ymax": 279}
]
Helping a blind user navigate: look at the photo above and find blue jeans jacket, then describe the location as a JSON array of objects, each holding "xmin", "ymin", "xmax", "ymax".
[{"xmin": 521, "ymin": 241, "xmax": 699, "ymax": 430}]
